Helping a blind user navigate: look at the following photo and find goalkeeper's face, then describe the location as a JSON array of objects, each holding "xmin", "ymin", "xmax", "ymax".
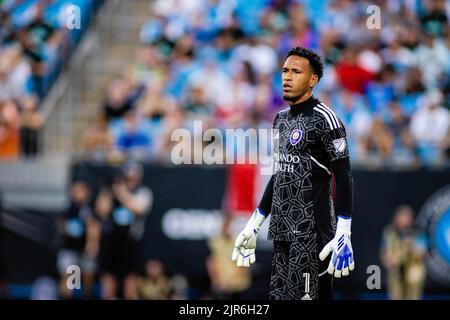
[{"xmin": 282, "ymin": 55, "xmax": 318, "ymax": 103}]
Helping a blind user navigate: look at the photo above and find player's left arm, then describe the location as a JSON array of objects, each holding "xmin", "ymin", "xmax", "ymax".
[{"xmin": 318, "ymin": 118, "xmax": 355, "ymax": 278}]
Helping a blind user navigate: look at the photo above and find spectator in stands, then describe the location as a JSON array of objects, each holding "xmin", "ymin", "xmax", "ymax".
[
  {"xmin": 186, "ymin": 58, "xmax": 234, "ymax": 109},
  {"xmin": 362, "ymin": 117, "xmax": 395, "ymax": 165},
  {"xmin": 380, "ymin": 205, "xmax": 427, "ymax": 300},
  {"xmin": 138, "ymin": 79, "xmax": 175, "ymax": 120},
  {"xmin": 365, "ymin": 65, "xmax": 396, "ymax": 118},
  {"xmin": 0, "ymin": 99, "xmax": 19, "ymax": 159},
  {"xmin": 138, "ymin": 259, "xmax": 173, "ymax": 300},
  {"xmin": 380, "ymin": 37, "xmax": 415, "ymax": 74},
  {"xmin": 386, "ymin": 100, "xmax": 420, "ymax": 167},
  {"xmin": 19, "ymin": 95, "xmax": 43, "ymax": 157},
  {"xmin": 329, "ymin": 90, "xmax": 372, "ymax": 159},
  {"xmin": 387, "ymin": 100, "xmax": 410, "ymax": 140},
  {"xmin": 206, "ymin": 214, "xmax": 251, "ymax": 299},
  {"xmin": 410, "ymin": 89, "xmax": 450, "ymax": 165},
  {"xmin": 157, "ymin": 104, "xmax": 188, "ymax": 163},
  {"xmin": 399, "ymin": 67, "xmax": 426, "ymax": 117},
  {"xmin": 16, "ymin": 1, "xmax": 65, "ymax": 98},
  {"xmin": 0, "ymin": 44, "xmax": 34, "ymax": 101},
  {"xmin": 96, "ymin": 162, "xmax": 153, "ymax": 299},
  {"xmin": 81, "ymin": 115, "xmax": 114, "ymax": 161},
  {"xmin": 103, "ymin": 77, "xmax": 134, "ymax": 121},
  {"xmin": 414, "ymin": 32, "xmax": 449, "ymax": 88},
  {"xmin": 0, "ymin": 10, "xmax": 14, "ymax": 45},
  {"xmin": 57, "ymin": 180, "xmax": 99, "ymax": 299},
  {"xmin": 111, "ymin": 111, "xmax": 153, "ymax": 161},
  {"xmin": 182, "ymin": 84, "xmax": 214, "ymax": 119},
  {"xmin": 419, "ymin": 0, "xmax": 448, "ymax": 38},
  {"xmin": 335, "ymin": 46, "xmax": 374, "ymax": 94}
]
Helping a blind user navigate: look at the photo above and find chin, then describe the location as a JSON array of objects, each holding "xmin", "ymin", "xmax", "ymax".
[{"xmin": 283, "ymin": 94, "xmax": 298, "ymax": 102}]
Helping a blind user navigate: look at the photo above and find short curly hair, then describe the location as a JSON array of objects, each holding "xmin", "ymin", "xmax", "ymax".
[{"xmin": 286, "ymin": 47, "xmax": 324, "ymax": 81}]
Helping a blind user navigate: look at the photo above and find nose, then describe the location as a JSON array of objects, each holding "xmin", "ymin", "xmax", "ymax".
[
  {"xmin": 283, "ymin": 75, "xmax": 292, "ymax": 84},
  {"xmin": 283, "ymin": 72, "xmax": 292, "ymax": 82}
]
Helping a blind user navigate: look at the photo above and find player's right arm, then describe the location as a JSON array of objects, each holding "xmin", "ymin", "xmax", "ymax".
[{"xmin": 231, "ymin": 113, "xmax": 280, "ymax": 267}]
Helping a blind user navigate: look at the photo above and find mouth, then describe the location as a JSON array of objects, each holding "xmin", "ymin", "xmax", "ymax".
[{"xmin": 283, "ymin": 85, "xmax": 292, "ymax": 92}]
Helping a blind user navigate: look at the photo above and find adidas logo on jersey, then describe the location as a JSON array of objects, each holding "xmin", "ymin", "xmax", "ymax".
[{"xmin": 301, "ymin": 294, "xmax": 312, "ymax": 300}]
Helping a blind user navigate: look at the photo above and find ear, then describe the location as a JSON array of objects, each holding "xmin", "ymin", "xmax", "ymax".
[{"xmin": 310, "ymin": 74, "xmax": 318, "ymax": 88}]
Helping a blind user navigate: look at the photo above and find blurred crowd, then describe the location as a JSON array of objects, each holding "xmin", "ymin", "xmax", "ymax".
[
  {"xmin": 56, "ymin": 162, "xmax": 157, "ymax": 299},
  {"xmin": 53, "ymin": 163, "xmax": 252, "ymax": 300},
  {"xmin": 81, "ymin": 0, "xmax": 450, "ymax": 168},
  {"xmin": 0, "ymin": 0, "xmax": 102, "ymax": 159}
]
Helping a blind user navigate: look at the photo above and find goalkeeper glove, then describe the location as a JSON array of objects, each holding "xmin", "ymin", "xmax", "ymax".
[
  {"xmin": 231, "ymin": 208, "xmax": 266, "ymax": 267},
  {"xmin": 319, "ymin": 215, "xmax": 355, "ymax": 278}
]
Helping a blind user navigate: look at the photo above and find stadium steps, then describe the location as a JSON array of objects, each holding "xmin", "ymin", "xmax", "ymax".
[
  {"xmin": 2, "ymin": 1, "xmax": 149, "ymax": 210},
  {"xmin": 70, "ymin": 2, "xmax": 149, "ymax": 151},
  {"xmin": 71, "ymin": 44, "xmax": 144, "ymax": 151},
  {"xmin": 41, "ymin": 0, "xmax": 148, "ymax": 155}
]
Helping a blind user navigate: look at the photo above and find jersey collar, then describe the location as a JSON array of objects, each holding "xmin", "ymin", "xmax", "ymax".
[{"xmin": 289, "ymin": 95, "xmax": 320, "ymax": 115}]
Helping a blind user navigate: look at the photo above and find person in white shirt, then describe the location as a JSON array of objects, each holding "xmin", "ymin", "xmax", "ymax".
[{"xmin": 410, "ymin": 89, "xmax": 450, "ymax": 164}]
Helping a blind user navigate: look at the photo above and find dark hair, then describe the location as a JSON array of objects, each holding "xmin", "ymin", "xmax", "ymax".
[{"xmin": 286, "ymin": 47, "xmax": 324, "ymax": 81}]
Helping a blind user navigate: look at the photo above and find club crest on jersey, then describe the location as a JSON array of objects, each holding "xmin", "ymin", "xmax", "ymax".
[
  {"xmin": 290, "ymin": 129, "xmax": 302, "ymax": 146},
  {"xmin": 333, "ymin": 138, "xmax": 347, "ymax": 154}
]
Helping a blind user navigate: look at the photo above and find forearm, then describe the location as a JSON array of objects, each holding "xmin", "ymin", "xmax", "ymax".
[
  {"xmin": 95, "ymin": 190, "xmax": 112, "ymax": 218},
  {"xmin": 331, "ymin": 158, "xmax": 354, "ymax": 218},
  {"xmin": 116, "ymin": 192, "xmax": 147, "ymax": 216},
  {"xmin": 86, "ymin": 219, "xmax": 100, "ymax": 245},
  {"xmin": 84, "ymin": 218, "xmax": 100, "ymax": 256},
  {"xmin": 257, "ymin": 175, "xmax": 274, "ymax": 217}
]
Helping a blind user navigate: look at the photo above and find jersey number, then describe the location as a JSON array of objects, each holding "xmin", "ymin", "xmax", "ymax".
[{"xmin": 303, "ymin": 273, "xmax": 310, "ymax": 293}]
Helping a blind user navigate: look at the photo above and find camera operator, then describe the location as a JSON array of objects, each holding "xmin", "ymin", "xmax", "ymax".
[{"xmin": 96, "ymin": 162, "xmax": 153, "ymax": 299}]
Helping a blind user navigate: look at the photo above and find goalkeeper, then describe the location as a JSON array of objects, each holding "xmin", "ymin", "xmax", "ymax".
[{"xmin": 232, "ymin": 47, "xmax": 355, "ymax": 300}]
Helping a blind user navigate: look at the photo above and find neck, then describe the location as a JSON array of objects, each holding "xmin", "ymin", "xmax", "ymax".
[{"xmin": 288, "ymin": 91, "xmax": 313, "ymax": 106}]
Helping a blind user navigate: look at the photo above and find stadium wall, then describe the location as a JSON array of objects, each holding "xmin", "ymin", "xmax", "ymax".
[{"xmin": 1, "ymin": 163, "xmax": 450, "ymax": 298}]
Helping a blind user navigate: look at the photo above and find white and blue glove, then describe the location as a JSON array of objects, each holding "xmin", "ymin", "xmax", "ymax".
[
  {"xmin": 231, "ymin": 208, "xmax": 266, "ymax": 267},
  {"xmin": 319, "ymin": 216, "xmax": 355, "ymax": 278}
]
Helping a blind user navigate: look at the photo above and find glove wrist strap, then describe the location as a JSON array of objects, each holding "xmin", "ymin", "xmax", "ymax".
[
  {"xmin": 245, "ymin": 208, "xmax": 266, "ymax": 233},
  {"xmin": 336, "ymin": 215, "xmax": 352, "ymax": 234}
]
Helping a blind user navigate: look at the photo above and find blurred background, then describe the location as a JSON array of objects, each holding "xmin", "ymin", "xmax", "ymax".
[{"xmin": 0, "ymin": 0, "xmax": 450, "ymax": 300}]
